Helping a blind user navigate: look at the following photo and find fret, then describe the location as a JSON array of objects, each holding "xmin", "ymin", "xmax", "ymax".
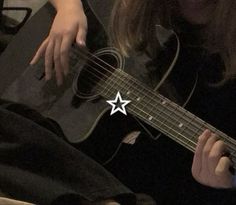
[
  {"xmin": 114, "ymin": 70, "xmax": 130, "ymax": 94},
  {"xmin": 150, "ymin": 98, "xmax": 193, "ymax": 140},
  {"xmin": 167, "ymin": 106, "xmax": 205, "ymax": 141},
  {"xmin": 158, "ymin": 105, "xmax": 178, "ymax": 130},
  {"xmin": 102, "ymin": 72, "xmax": 116, "ymax": 97},
  {"xmin": 127, "ymin": 102, "xmax": 196, "ymax": 151},
  {"xmin": 140, "ymin": 96, "xmax": 163, "ymax": 119},
  {"xmin": 120, "ymin": 71, "xmax": 133, "ymax": 95},
  {"xmin": 129, "ymin": 89, "xmax": 145, "ymax": 107},
  {"xmin": 130, "ymin": 104, "xmax": 196, "ymax": 151},
  {"xmin": 178, "ymin": 115, "xmax": 201, "ymax": 143}
]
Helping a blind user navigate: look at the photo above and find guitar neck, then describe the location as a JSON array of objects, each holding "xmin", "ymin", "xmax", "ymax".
[{"xmin": 99, "ymin": 69, "xmax": 236, "ymax": 169}]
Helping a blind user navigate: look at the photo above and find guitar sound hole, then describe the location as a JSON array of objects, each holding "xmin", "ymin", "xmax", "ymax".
[{"xmin": 75, "ymin": 51, "xmax": 120, "ymax": 98}]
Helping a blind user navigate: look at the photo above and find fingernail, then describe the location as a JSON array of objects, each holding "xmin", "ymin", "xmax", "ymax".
[{"xmin": 78, "ymin": 40, "xmax": 86, "ymax": 46}]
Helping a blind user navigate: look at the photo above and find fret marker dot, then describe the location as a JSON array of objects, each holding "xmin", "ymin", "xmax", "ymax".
[
  {"xmin": 162, "ymin": 100, "xmax": 166, "ymax": 105},
  {"xmin": 148, "ymin": 116, "xmax": 153, "ymax": 121},
  {"xmin": 178, "ymin": 123, "xmax": 183, "ymax": 128},
  {"xmin": 127, "ymin": 91, "xmax": 130, "ymax": 95},
  {"xmin": 137, "ymin": 97, "xmax": 141, "ymax": 101}
]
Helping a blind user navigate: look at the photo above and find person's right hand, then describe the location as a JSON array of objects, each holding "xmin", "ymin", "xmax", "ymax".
[{"xmin": 30, "ymin": 0, "xmax": 87, "ymax": 86}]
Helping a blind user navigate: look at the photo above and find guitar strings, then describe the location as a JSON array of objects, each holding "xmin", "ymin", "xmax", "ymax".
[
  {"xmin": 77, "ymin": 69, "xmax": 236, "ymax": 168},
  {"xmin": 79, "ymin": 75, "xmax": 236, "ymax": 168},
  {"xmin": 51, "ymin": 44, "xmax": 236, "ymax": 163},
  {"xmin": 72, "ymin": 53, "xmax": 201, "ymax": 143},
  {"xmin": 78, "ymin": 74, "xmax": 197, "ymax": 151},
  {"xmin": 72, "ymin": 48, "xmax": 198, "ymax": 131},
  {"xmin": 74, "ymin": 65, "xmax": 224, "ymax": 154},
  {"xmin": 78, "ymin": 71, "xmax": 198, "ymax": 148},
  {"xmin": 73, "ymin": 47, "xmax": 236, "ymax": 152},
  {"xmin": 70, "ymin": 47, "xmax": 236, "ymax": 162}
]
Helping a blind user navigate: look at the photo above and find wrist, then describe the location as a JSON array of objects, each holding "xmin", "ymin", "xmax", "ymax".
[{"xmin": 50, "ymin": 0, "xmax": 83, "ymax": 12}]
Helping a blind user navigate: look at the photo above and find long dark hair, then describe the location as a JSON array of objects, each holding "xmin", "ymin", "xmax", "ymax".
[{"xmin": 109, "ymin": 0, "xmax": 236, "ymax": 83}]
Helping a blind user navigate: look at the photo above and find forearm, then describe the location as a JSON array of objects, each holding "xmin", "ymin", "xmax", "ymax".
[{"xmin": 49, "ymin": 0, "xmax": 82, "ymax": 11}]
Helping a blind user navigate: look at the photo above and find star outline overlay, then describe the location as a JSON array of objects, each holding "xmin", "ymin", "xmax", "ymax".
[{"xmin": 106, "ymin": 91, "xmax": 131, "ymax": 116}]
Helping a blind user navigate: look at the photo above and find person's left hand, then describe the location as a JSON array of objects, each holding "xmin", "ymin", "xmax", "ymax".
[{"xmin": 192, "ymin": 129, "xmax": 233, "ymax": 188}]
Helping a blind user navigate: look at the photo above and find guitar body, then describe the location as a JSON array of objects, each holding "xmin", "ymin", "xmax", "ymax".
[
  {"xmin": 2, "ymin": 2, "xmax": 236, "ymax": 205},
  {"xmin": 0, "ymin": 0, "xmax": 183, "ymax": 144},
  {"xmin": 0, "ymin": 0, "xmax": 204, "ymax": 168},
  {"xmin": 0, "ymin": 1, "xmax": 110, "ymax": 141}
]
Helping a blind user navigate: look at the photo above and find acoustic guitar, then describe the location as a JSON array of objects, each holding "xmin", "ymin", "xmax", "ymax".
[{"xmin": 1, "ymin": 0, "xmax": 236, "ymax": 169}]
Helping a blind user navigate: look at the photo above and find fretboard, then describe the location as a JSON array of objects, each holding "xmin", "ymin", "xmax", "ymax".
[{"xmin": 99, "ymin": 69, "xmax": 236, "ymax": 169}]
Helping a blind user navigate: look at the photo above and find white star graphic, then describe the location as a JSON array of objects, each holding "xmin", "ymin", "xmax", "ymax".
[{"xmin": 106, "ymin": 91, "xmax": 131, "ymax": 116}]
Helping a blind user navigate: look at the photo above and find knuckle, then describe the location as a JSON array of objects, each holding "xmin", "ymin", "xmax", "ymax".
[
  {"xmin": 211, "ymin": 134, "xmax": 218, "ymax": 141},
  {"xmin": 203, "ymin": 147, "xmax": 210, "ymax": 157},
  {"xmin": 198, "ymin": 130, "xmax": 210, "ymax": 142},
  {"xmin": 198, "ymin": 134, "xmax": 206, "ymax": 143},
  {"xmin": 52, "ymin": 29, "xmax": 73, "ymax": 37},
  {"xmin": 208, "ymin": 152, "xmax": 219, "ymax": 161},
  {"xmin": 214, "ymin": 140, "xmax": 226, "ymax": 153},
  {"xmin": 63, "ymin": 29, "xmax": 74, "ymax": 36},
  {"xmin": 50, "ymin": 31, "xmax": 61, "ymax": 39},
  {"xmin": 216, "ymin": 140, "xmax": 226, "ymax": 149}
]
